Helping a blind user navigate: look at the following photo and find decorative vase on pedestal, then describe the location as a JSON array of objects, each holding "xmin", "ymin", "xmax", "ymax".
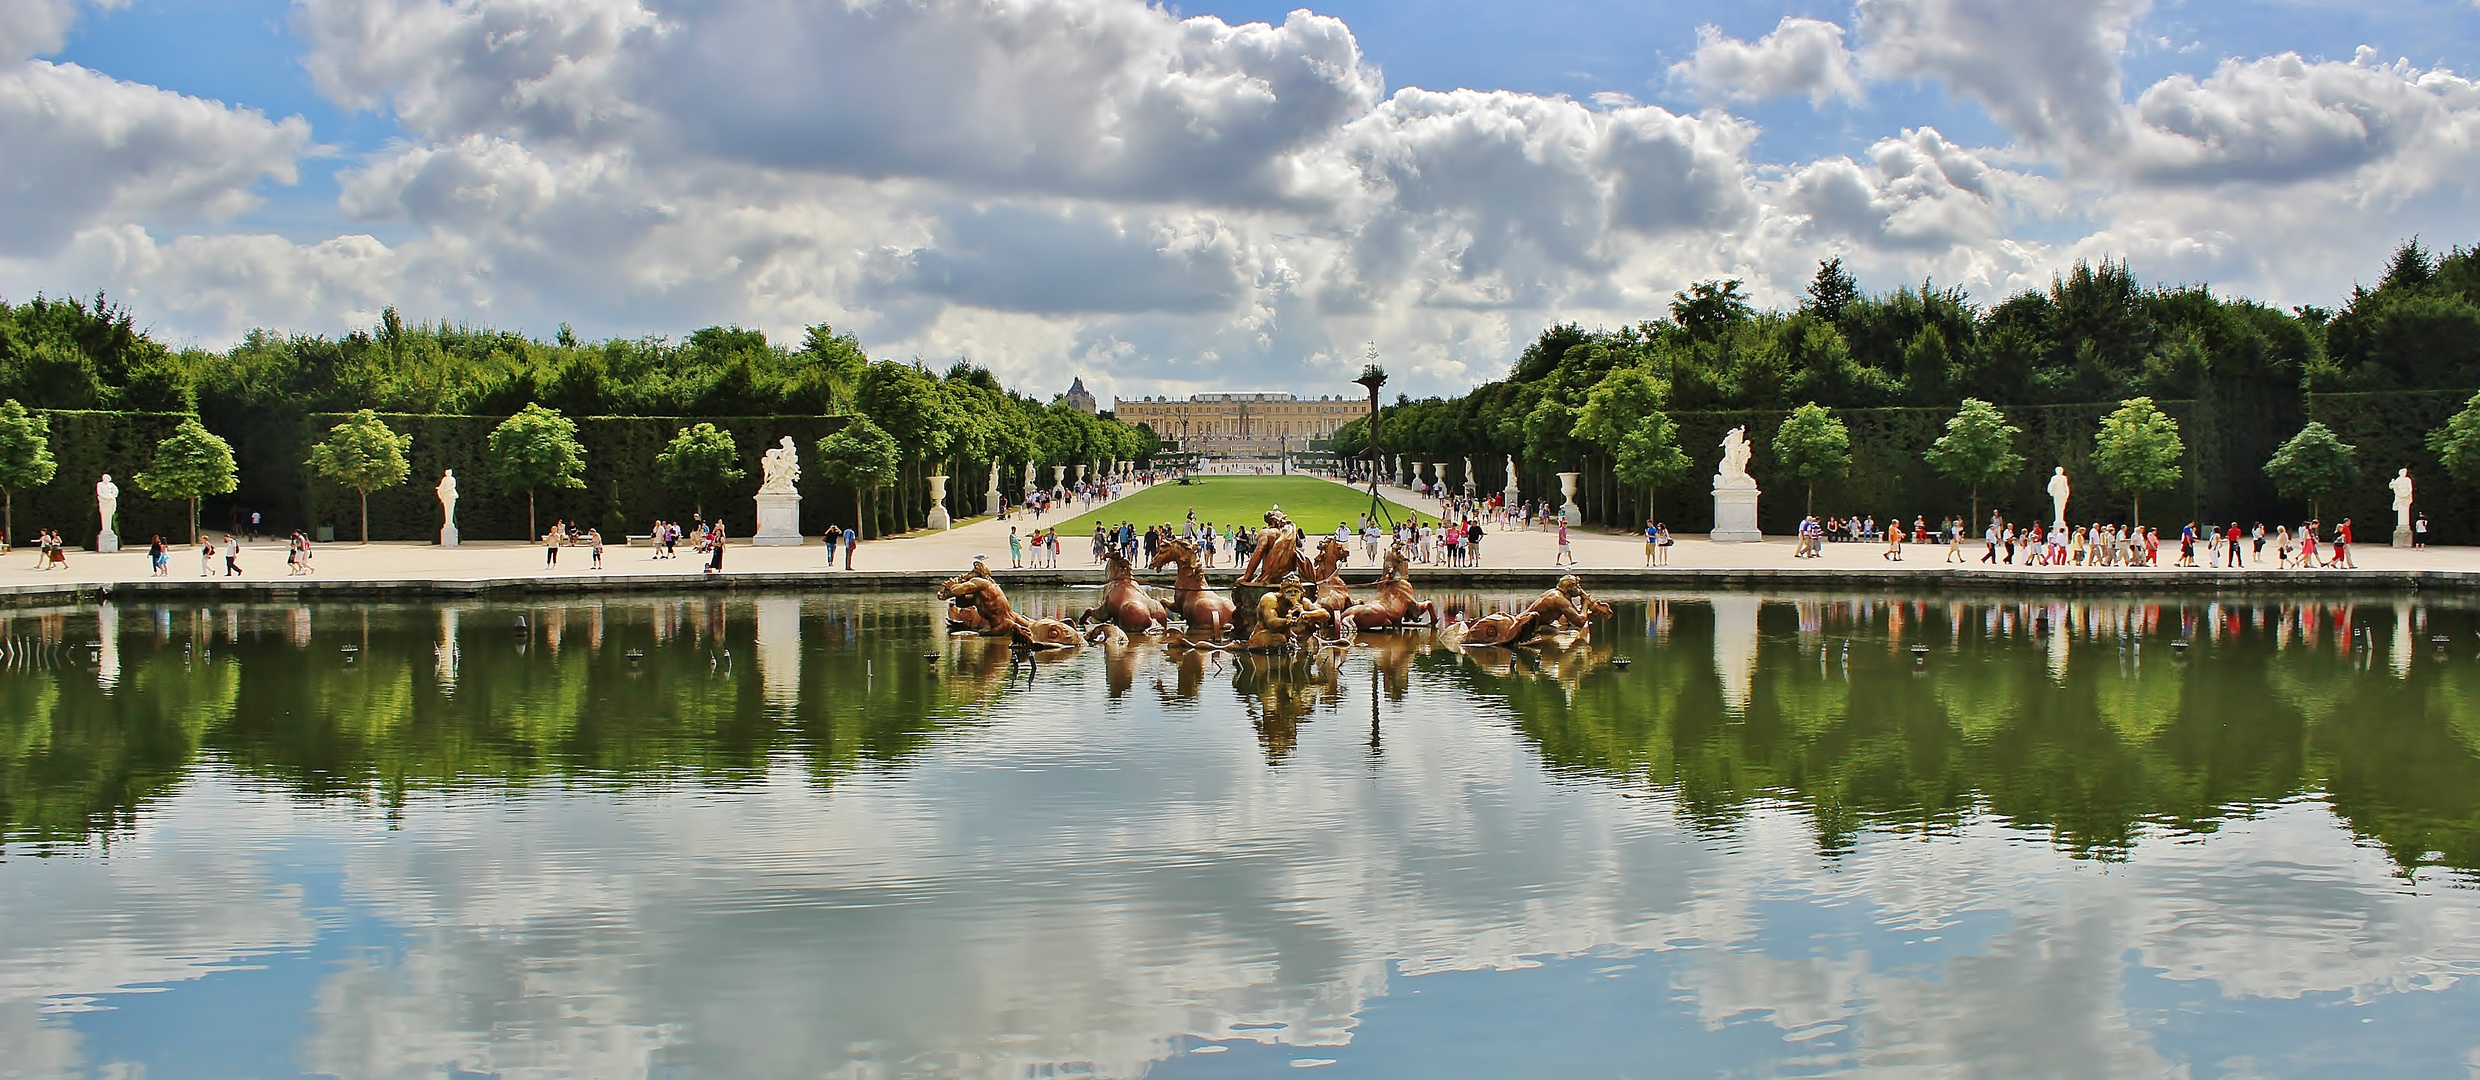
[
  {"xmin": 1557, "ymin": 472, "xmax": 1582, "ymax": 525},
  {"xmin": 1052, "ymin": 465, "xmax": 1066, "ymax": 490},
  {"xmin": 927, "ymin": 475, "xmax": 952, "ymax": 531}
]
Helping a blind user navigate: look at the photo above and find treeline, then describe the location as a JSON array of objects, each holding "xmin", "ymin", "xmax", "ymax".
[
  {"xmin": 0, "ymin": 298, "xmax": 1157, "ymax": 541},
  {"xmin": 1338, "ymin": 241, "xmax": 2480, "ymax": 534}
]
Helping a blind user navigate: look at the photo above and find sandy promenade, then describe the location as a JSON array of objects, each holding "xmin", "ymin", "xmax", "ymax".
[{"xmin": 2, "ymin": 475, "xmax": 2473, "ymax": 590}]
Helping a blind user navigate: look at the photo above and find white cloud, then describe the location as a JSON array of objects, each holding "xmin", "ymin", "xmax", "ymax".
[
  {"xmin": 1670, "ymin": 17, "xmax": 1863, "ymax": 106},
  {"xmin": 6, "ymin": 0, "xmax": 2480, "ymax": 401},
  {"xmin": 1857, "ymin": 0, "xmax": 2148, "ymax": 162},
  {"xmin": 0, "ymin": 60, "xmax": 308, "ymax": 254}
]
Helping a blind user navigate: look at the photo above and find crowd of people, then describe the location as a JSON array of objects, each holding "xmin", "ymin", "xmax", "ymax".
[{"xmin": 1784, "ymin": 511, "xmax": 2377, "ymax": 570}]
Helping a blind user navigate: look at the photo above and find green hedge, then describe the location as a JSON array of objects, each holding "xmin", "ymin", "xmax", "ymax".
[
  {"xmin": 2307, "ymin": 390, "xmax": 2478, "ymax": 543},
  {"xmin": 302, "ymin": 414, "xmax": 878, "ymax": 541},
  {"xmin": 1510, "ymin": 401, "xmax": 2207, "ymax": 535},
  {"xmin": 4, "ymin": 411, "xmax": 201, "ymax": 547}
]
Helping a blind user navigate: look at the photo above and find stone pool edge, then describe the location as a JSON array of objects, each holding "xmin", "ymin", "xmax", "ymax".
[{"xmin": 3, "ymin": 565, "xmax": 2476, "ymax": 604}]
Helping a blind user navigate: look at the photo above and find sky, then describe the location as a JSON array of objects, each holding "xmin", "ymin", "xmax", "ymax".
[{"xmin": 6, "ymin": 0, "xmax": 2480, "ymax": 405}]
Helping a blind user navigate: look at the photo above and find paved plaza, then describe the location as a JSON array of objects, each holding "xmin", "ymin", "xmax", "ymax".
[{"xmin": 3, "ymin": 476, "xmax": 2472, "ymax": 588}]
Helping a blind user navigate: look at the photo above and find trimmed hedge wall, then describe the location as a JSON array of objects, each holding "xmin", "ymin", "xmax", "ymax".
[
  {"xmin": 302, "ymin": 414, "xmax": 877, "ymax": 541},
  {"xmin": 2307, "ymin": 390, "xmax": 2478, "ymax": 543},
  {"xmin": 5, "ymin": 411, "xmax": 201, "ymax": 547},
  {"xmin": 1498, "ymin": 401, "xmax": 2209, "ymax": 536}
]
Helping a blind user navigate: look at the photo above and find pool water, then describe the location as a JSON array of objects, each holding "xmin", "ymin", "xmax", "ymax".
[{"xmin": 3, "ymin": 590, "xmax": 2478, "ymax": 1078}]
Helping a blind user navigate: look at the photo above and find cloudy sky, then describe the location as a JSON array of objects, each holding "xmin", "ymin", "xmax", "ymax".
[{"xmin": 5, "ymin": 0, "xmax": 2480, "ymax": 403}]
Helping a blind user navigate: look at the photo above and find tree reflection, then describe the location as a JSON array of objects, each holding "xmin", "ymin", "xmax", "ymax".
[{"xmin": 6, "ymin": 593, "xmax": 2480, "ymax": 881}]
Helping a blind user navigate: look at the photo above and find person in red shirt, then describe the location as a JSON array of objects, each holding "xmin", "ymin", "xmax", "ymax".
[
  {"xmin": 2334, "ymin": 518, "xmax": 2355, "ymax": 568},
  {"xmin": 2226, "ymin": 523, "xmax": 2244, "ymax": 568}
]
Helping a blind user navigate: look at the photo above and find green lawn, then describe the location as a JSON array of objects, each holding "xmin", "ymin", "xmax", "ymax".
[{"xmin": 1045, "ymin": 476, "xmax": 1420, "ymax": 537}]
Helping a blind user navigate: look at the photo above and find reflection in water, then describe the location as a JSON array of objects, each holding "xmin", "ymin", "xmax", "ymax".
[
  {"xmin": 3, "ymin": 591, "xmax": 2480, "ymax": 1077},
  {"xmin": 1711, "ymin": 592, "xmax": 1757, "ymax": 714}
]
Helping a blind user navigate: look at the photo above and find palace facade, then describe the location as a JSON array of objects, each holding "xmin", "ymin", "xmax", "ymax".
[{"xmin": 1111, "ymin": 392, "xmax": 1364, "ymax": 459}]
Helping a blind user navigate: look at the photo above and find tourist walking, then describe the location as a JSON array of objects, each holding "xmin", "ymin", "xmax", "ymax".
[
  {"xmin": 223, "ymin": 536, "xmax": 242, "ymax": 576},
  {"xmin": 199, "ymin": 535, "xmax": 214, "ymax": 576},
  {"xmin": 2415, "ymin": 513, "xmax": 2429, "ymax": 548},
  {"xmin": 2334, "ymin": 519, "xmax": 2356, "ymax": 568},
  {"xmin": 148, "ymin": 535, "xmax": 167, "ymax": 577},
  {"xmin": 706, "ymin": 521, "xmax": 726, "ymax": 573},
  {"xmin": 843, "ymin": 525, "xmax": 857, "ymax": 570},
  {"xmin": 1554, "ymin": 518, "xmax": 1575, "ymax": 566},
  {"xmin": 590, "ymin": 529, "xmax": 605, "ymax": 570},
  {"xmin": 545, "ymin": 527, "xmax": 560, "ymax": 567},
  {"xmin": 824, "ymin": 523, "xmax": 840, "ymax": 567},
  {"xmin": 1644, "ymin": 519, "xmax": 1660, "ymax": 567}
]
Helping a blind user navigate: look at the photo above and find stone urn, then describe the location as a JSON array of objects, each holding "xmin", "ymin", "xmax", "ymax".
[
  {"xmin": 1557, "ymin": 471, "xmax": 1583, "ymax": 525},
  {"xmin": 926, "ymin": 474, "xmax": 952, "ymax": 531}
]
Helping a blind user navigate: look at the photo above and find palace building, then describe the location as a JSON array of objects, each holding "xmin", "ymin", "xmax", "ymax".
[{"xmin": 1111, "ymin": 391, "xmax": 1364, "ymax": 459}]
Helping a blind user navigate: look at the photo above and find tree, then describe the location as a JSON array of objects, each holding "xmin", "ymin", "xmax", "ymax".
[
  {"xmin": 135, "ymin": 418, "xmax": 237, "ymax": 544},
  {"xmin": 0, "ymin": 399, "xmax": 56, "ymax": 546},
  {"xmin": 486, "ymin": 403, "xmax": 587, "ymax": 540},
  {"xmin": 307, "ymin": 409, "xmax": 413, "ymax": 543},
  {"xmin": 2263, "ymin": 421, "xmax": 2359, "ymax": 520},
  {"xmin": 1771, "ymin": 403, "xmax": 1851, "ymax": 516},
  {"xmin": 655, "ymin": 423, "xmax": 743, "ymax": 517},
  {"xmin": 1924, "ymin": 398, "xmax": 2024, "ymax": 523},
  {"xmin": 1801, "ymin": 257, "xmax": 1860, "ymax": 323},
  {"xmin": 2426, "ymin": 391, "xmax": 2480, "ymax": 486},
  {"xmin": 815, "ymin": 418, "xmax": 900, "ymax": 540},
  {"xmin": 2093, "ymin": 396, "xmax": 2184, "ymax": 526},
  {"xmin": 1613, "ymin": 410, "xmax": 1692, "ymax": 514}
]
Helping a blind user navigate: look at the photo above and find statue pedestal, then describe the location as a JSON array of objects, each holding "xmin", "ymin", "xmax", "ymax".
[
  {"xmin": 926, "ymin": 474, "xmax": 952, "ymax": 531},
  {"xmin": 95, "ymin": 529, "xmax": 119, "ymax": 554},
  {"xmin": 752, "ymin": 494, "xmax": 804, "ymax": 546},
  {"xmin": 1710, "ymin": 486, "xmax": 1762, "ymax": 543},
  {"xmin": 2395, "ymin": 525, "xmax": 2413, "ymax": 549},
  {"xmin": 439, "ymin": 524, "xmax": 459, "ymax": 548},
  {"xmin": 986, "ymin": 487, "xmax": 1002, "ymax": 516}
]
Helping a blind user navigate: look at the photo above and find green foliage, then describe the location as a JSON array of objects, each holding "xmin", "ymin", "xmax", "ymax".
[
  {"xmin": 308, "ymin": 409, "xmax": 414, "ymax": 542},
  {"xmin": 1771, "ymin": 403, "xmax": 1851, "ymax": 515},
  {"xmin": 1572, "ymin": 367, "xmax": 1666, "ymax": 449},
  {"xmin": 2427, "ymin": 391, "xmax": 2480, "ymax": 487},
  {"xmin": 135, "ymin": 418, "xmax": 238, "ymax": 542},
  {"xmin": 488, "ymin": 403, "xmax": 587, "ymax": 539},
  {"xmin": 2094, "ymin": 397, "xmax": 2185, "ymax": 524},
  {"xmin": 0, "ymin": 399, "xmax": 56, "ymax": 543},
  {"xmin": 1924, "ymin": 398, "xmax": 2024, "ymax": 521},
  {"xmin": 1613, "ymin": 411, "xmax": 1692, "ymax": 505},
  {"xmin": 2263, "ymin": 421, "xmax": 2359, "ymax": 518},
  {"xmin": 655, "ymin": 423, "xmax": 744, "ymax": 515},
  {"xmin": 816, "ymin": 418, "xmax": 900, "ymax": 540}
]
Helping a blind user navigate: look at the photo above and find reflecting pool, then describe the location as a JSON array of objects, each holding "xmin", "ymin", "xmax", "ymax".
[{"xmin": 5, "ymin": 590, "xmax": 2480, "ymax": 1077}]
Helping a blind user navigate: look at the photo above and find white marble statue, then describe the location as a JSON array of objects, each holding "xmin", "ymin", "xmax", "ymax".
[
  {"xmin": 1024, "ymin": 461, "xmax": 1036, "ymax": 494},
  {"xmin": 1714, "ymin": 428, "xmax": 1755, "ymax": 489},
  {"xmin": 94, "ymin": 473, "xmax": 117, "ymax": 534},
  {"xmin": 437, "ymin": 470, "xmax": 458, "ymax": 523},
  {"xmin": 2048, "ymin": 467, "xmax": 2071, "ymax": 526},
  {"xmin": 2392, "ymin": 468, "xmax": 2416, "ymax": 529},
  {"xmin": 758, "ymin": 436, "xmax": 801, "ymax": 495}
]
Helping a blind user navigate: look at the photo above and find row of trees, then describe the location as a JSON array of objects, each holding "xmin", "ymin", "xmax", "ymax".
[
  {"xmin": 0, "ymin": 299, "xmax": 1161, "ymax": 539},
  {"xmin": 1337, "ymin": 239, "xmax": 2480, "ymax": 527}
]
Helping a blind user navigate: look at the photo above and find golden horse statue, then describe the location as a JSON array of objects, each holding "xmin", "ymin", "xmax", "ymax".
[
  {"xmin": 1441, "ymin": 576, "xmax": 1607, "ymax": 647},
  {"xmin": 1148, "ymin": 535, "xmax": 1236, "ymax": 639},
  {"xmin": 1081, "ymin": 550, "xmax": 1168, "ymax": 634},
  {"xmin": 1305, "ymin": 536, "xmax": 1354, "ymax": 612},
  {"xmin": 1337, "ymin": 541, "xmax": 1438, "ymax": 630}
]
